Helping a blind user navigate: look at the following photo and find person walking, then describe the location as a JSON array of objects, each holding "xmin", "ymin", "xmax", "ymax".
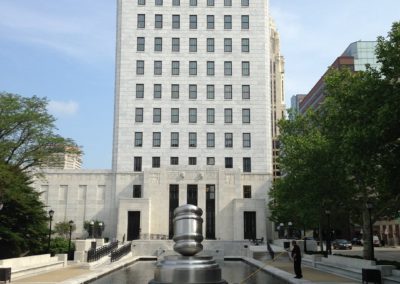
[{"xmin": 291, "ymin": 240, "xmax": 303, "ymax": 279}]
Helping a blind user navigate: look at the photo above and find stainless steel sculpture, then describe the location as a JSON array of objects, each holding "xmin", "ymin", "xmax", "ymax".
[
  {"xmin": 149, "ymin": 204, "xmax": 227, "ymax": 284},
  {"xmin": 173, "ymin": 205, "xmax": 203, "ymax": 256}
]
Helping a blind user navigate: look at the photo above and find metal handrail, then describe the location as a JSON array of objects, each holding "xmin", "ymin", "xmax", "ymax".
[
  {"xmin": 110, "ymin": 242, "xmax": 132, "ymax": 262},
  {"xmin": 87, "ymin": 241, "xmax": 118, "ymax": 262}
]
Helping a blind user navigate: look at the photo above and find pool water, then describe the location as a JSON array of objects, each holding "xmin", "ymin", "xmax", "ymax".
[{"xmin": 90, "ymin": 260, "xmax": 285, "ymax": 284}]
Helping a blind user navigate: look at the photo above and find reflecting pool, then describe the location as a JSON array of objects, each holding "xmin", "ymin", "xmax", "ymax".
[{"xmin": 89, "ymin": 260, "xmax": 286, "ymax": 284}]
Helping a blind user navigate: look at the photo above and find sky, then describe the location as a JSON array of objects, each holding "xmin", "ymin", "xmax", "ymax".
[{"xmin": 0, "ymin": 0, "xmax": 399, "ymax": 169}]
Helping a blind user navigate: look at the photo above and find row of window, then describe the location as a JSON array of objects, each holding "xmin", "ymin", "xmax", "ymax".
[
  {"xmin": 137, "ymin": 37, "xmax": 250, "ymax": 53},
  {"xmin": 134, "ymin": 132, "xmax": 251, "ymax": 148},
  {"xmin": 132, "ymin": 184, "xmax": 252, "ymax": 200},
  {"xmin": 135, "ymin": 108, "xmax": 251, "ymax": 124},
  {"xmin": 138, "ymin": 0, "xmax": 250, "ymax": 7},
  {"xmin": 136, "ymin": 60, "xmax": 250, "ymax": 76},
  {"xmin": 136, "ymin": 84, "xmax": 250, "ymax": 100},
  {"xmin": 137, "ymin": 14, "xmax": 249, "ymax": 30},
  {"xmin": 133, "ymin": 156, "xmax": 252, "ymax": 171}
]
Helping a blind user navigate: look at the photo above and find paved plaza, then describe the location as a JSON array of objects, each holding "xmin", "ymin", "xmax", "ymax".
[
  {"xmin": 332, "ymin": 245, "xmax": 400, "ymax": 262},
  {"xmin": 11, "ymin": 266, "xmax": 89, "ymax": 283},
  {"xmin": 10, "ymin": 255, "xmax": 362, "ymax": 284},
  {"xmin": 8, "ymin": 246, "xmax": 399, "ymax": 284}
]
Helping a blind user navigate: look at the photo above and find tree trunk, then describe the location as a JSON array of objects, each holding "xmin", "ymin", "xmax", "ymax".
[{"xmin": 362, "ymin": 208, "xmax": 373, "ymax": 260}]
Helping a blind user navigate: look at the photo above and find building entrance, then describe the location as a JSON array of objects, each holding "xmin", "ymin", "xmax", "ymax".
[
  {"xmin": 187, "ymin": 184, "xmax": 198, "ymax": 206},
  {"xmin": 244, "ymin": 211, "xmax": 256, "ymax": 240},
  {"xmin": 169, "ymin": 184, "xmax": 179, "ymax": 239},
  {"xmin": 206, "ymin": 184, "xmax": 215, "ymax": 239},
  {"xmin": 127, "ymin": 211, "xmax": 140, "ymax": 240}
]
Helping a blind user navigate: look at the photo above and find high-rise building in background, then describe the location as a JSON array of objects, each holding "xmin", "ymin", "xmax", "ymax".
[
  {"xmin": 290, "ymin": 94, "xmax": 305, "ymax": 113},
  {"xmin": 269, "ymin": 18, "xmax": 285, "ymax": 180},
  {"xmin": 41, "ymin": 146, "xmax": 82, "ymax": 170},
  {"xmin": 34, "ymin": 0, "xmax": 275, "ymax": 241},
  {"xmin": 299, "ymin": 41, "xmax": 378, "ymax": 113},
  {"xmin": 342, "ymin": 41, "xmax": 379, "ymax": 71}
]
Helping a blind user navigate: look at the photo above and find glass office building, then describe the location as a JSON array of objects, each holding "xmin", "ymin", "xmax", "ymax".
[{"xmin": 342, "ymin": 41, "xmax": 379, "ymax": 71}]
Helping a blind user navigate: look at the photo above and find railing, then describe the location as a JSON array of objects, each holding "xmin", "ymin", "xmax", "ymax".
[
  {"xmin": 251, "ymin": 237, "xmax": 264, "ymax": 245},
  {"xmin": 87, "ymin": 241, "xmax": 118, "ymax": 262},
  {"xmin": 110, "ymin": 242, "xmax": 132, "ymax": 262}
]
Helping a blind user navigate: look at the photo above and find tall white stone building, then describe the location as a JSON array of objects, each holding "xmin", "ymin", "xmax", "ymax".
[{"xmin": 34, "ymin": 0, "xmax": 273, "ymax": 242}]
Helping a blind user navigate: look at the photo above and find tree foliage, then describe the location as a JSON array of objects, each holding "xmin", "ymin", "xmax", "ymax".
[
  {"xmin": 270, "ymin": 22, "xmax": 400, "ymax": 260},
  {"xmin": 269, "ymin": 110, "xmax": 349, "ymax": 239},
  {"xmin": 83, "ymin": 220, "xmax": 105, "ymax": 238},
  {"xmin": 0, "ymin": 93, "xmax": 81, "ymax": 258},
  {"xmin": 0, "ymin": 163, "xmax": 48, "ymax": 258},
  {"xmin": 0, "ymin": 93, "xmax": 81, "ymax": 172},
  {"xmin": 54, "ymin": 221, "xmax": 76, "ymax": 239},
  {"xmin": 49, "ymin": 237, "xmax": 75, "ymax": 256}
]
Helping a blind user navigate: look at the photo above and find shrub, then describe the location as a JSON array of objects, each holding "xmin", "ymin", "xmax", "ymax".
[{"xmin": 49, "ymin": 237, "xmax": 75, "ymax": 256}]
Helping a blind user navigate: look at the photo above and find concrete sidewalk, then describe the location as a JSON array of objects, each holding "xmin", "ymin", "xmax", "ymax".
[
  {"xmin": 267, "ymin": 255, "xmax": 358, "ymax": 283},
  {"xmin": 11, "ymin": 265, "xmax": 90, "ymax": 283}
]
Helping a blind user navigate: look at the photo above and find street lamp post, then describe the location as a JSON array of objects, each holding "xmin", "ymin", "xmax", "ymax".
[
  {"xmin": 325, "ymin": 210, "xmax": 331, "ymax": 254},
  {"xmin": 47, "ymin": 209, "xmax": 54, "ymax": 253},
  {"xmin": 89, "ymin": 220, "xmax": 94, "ymax": 238},
  {"xmin": 279, "ymin": 222, "xmax": 284, "ymax": 238},
  {"xmin": 288, "ymin": 221, "xmax": 293, "ymax": 239},
  {"xmin": 98, "ymin": 222, "xmax": 103, "ymax": 238},
  {"xmin": 68, "ymin": 220, "xmax": 74, "ymax": 260},
  {"xmin": 0, "ymin": 202, "xmax": 3, "ymax": 211},
  {"xmin": 366, "ymin": 202, "xmax": 374, "ymax": 260},
  {"xmin": 278, "ymin": 222, "xmax": 293, "ymax": 239}
]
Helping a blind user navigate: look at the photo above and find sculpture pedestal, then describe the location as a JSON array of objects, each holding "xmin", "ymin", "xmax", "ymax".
[{"xmin": 149, "ymin": 255, "xmax": 227, "ymax": 284}]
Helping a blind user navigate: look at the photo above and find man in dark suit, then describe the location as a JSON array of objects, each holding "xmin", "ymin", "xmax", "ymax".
[{"xmin": 291, "ymin": 240, "xmax": 303, "ymax": 279}]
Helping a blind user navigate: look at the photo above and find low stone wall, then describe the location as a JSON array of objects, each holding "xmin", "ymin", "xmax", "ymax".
[
  {"xmin": 303, "ymin": 254, "xmax": 400, "ymax": 283},
  {"xmin": 0, "ymin": 254, "xmax": 54, "ymax": 268},
  {"xmin": 74, "ymin": 239, "xmax": 104, "ymax": 252},
  {"xmin": 203, "ymin": 240, "xmax": 251, "ymax": 257},
  {"xmin": 0, "ymin": 254, "xmax": 67, "ymax": 279},
  {"xmin": 131, "ymin": 240, "xmax": 174, "ymax": 257},
  {"xmin": 74, "ymin": 239, "xmax": 106, "ymax": 262},
  {"xmin": 131, "ymin": 240, "xmax": 251, "ymax": 259},
  {"xmin": 320, "ymin": 255, "xmax": 375, "ymax": 269}
]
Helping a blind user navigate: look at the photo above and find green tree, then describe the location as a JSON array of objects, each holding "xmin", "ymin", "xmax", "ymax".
[
  {"xmin": 49, "ymin": 237, "xmax": 75, "ymax": 256},
  {"xmin": 271, "ymin": 22, "xmax": 400, "ymax": 260},
  {"xmin": 374, "ymin": 21, "xmax": 400, "ymax": 200},
  {"xmin": 322, "ymin": 22, "xmax": 400, "ymax": 259},
  {"xmin": 54, "ymin": 221, "xmax": 76, "ymax": 239},
  {"xmin": 0, "ymin": 163, "xmax": 48, "ymax": 258},
  {"xmin": 0, "ymin": 93, "xmax": 81, "ymax": 171},
  {"xmin": 0, "ymin": 93, "xmax": 81, "ymax": 258},
  {"xmin": 83, "ymin": 220, "xmax": 105, "ymax": 238},
  {"xmin": 269, "ymin": 110, "xmax": 348, "ymax": 241}
]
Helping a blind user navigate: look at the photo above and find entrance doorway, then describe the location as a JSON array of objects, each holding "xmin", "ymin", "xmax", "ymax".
[
  {"xmin": 205, "ymin": 184, "xmax": 215, "ymax": 239},
  {"xmin": 127, "ymin": 211, "xmax": 140, "ymax": 241},
  {"xmin": 187, "ymin": 184, "xmax": 198, "ymax": 206},
  {"xmin": 169, "ymin": 185, "xmax": 179, "ymax": 239},
  {"xmin": 244, "ymin": 211, "xmax": 256, "ymax": 240}
]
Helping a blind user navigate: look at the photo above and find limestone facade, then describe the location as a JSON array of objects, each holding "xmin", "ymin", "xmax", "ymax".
[{"xmin": 33, "ymin": 0, "xmax": 274, "ymax": 242}]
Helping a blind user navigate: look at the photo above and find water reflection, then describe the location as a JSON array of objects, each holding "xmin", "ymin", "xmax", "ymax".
[{"xmin": 90, "ymin": 260, "xmax": 285, "ymax": 284}]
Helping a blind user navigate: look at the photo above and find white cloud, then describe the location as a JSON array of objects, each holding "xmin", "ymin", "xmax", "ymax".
[{"xmin": 48, "ymin": 100, "xmax": 79, "ymax": 117}]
